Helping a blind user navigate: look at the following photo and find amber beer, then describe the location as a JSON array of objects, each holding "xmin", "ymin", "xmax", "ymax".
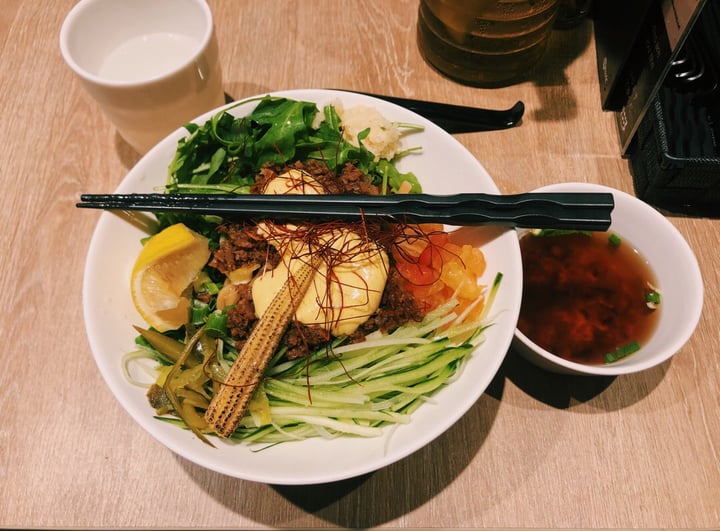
[{"xmin": 417, "ymin": 0, "xmax": 560, "ymax": 87}]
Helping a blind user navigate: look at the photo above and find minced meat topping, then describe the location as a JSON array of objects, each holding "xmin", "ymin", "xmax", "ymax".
[
  {"xmin": 210, "ymin": 160, "xmax": 425, "ymax": 360},
  {"xmin": 251, "ymin": 160, "xmax": 380, "ymax": 196},
  {"xmin": 209, "ymin": 223, "xmax": 280, "ymax": 275}
]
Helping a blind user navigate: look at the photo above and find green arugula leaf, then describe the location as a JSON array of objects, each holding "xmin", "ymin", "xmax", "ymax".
[{"xmin": 248, "ymin": 97, "xmax": 318, "ymax": 165}]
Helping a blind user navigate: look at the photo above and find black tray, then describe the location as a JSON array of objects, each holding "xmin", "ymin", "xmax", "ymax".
[{"xmin": 629, "ymin": 2, "xmax": 720, "ymax": 217}]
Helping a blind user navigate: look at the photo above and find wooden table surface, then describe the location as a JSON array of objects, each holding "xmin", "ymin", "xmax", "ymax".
[{"xmin": 2, "ymin": 1, "xmax": 719, "ymax": 529}]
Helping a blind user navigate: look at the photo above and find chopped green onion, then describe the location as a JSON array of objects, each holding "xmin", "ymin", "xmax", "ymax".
[
  {"xmin": 202, "ymin": 281, "xmax": 221, "ymax": 296},
  {"xmin": 608, "ymin": 233, "xmax": 622, "ymax": 246},
  {"xmin": 191, "ymin": 299, "xmax": 211, "ymax": 325},
  {"xmin": 535, "ymin": 229, "xmax": 593, "ymax": 237},
  {"xmin": 645, "ymin": 291, "xmax": 661, "ymax": 304},
  {"xmin": 205, "ymin": 310, "xmax": 229, "ymax": 338},
  {"xmin": 604, "ymin": 340, "xmax": 640, "ymax": 363}
]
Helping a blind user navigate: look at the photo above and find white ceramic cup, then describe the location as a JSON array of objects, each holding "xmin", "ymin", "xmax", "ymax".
[{"xmin": 60, "ymin": 0, "xmax": 225, "ymax": 154}]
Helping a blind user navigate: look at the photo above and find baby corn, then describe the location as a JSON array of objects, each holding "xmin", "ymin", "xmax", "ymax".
[{"xmin": 204, "ymin": 255, "xmax": 321, "ymax": 437}]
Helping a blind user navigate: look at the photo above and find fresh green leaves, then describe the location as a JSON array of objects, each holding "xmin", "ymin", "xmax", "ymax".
[
  {"xmin": 159, "ymin": 95, "xmax": 424, "ymax": 236},
  {"xmin": 166, "ymin": 96, "xmax": 318, "ymax": 192},
  {"xmin": 164, "ymin": 95, "xmax": 422, "ymax": 197},
  {"xmin": 242, "ymin": 96, "xmax": 318, "ymax": 165},
  {"xmin": 376, "ymin": 159, "xmax": 422, "ymax": 194},
  {"xmin": 301, "ymin": 104, "xmax": 376, "ymax": 173}
]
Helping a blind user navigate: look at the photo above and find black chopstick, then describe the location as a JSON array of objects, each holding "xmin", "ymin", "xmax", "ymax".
[
  {"xmin": 77, "ymin": 192, "xmax": 614, "ymax": 231},
  {"xmin": 330, "ymin": 90, "xmax": 525, "ymax": 133}
]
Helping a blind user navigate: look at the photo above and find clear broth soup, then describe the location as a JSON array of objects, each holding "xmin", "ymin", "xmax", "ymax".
[{"xmin": 518, "ymin": 231, "xmax": 660, "ymax": 365}]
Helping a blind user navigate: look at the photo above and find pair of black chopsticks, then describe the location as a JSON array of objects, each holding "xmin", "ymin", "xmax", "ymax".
[
  {"xmin": 77, "ymin": 192, "xmax": 614, "ymax": 231},
  {"xmin": 330, "ymin": 90, "xmax": 524, "ymax": 133}
]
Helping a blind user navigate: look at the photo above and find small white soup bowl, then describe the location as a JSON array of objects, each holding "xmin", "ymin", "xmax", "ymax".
[{"xmin": 512, "ymin": 182, "xmax": 704, "ymax": 376}]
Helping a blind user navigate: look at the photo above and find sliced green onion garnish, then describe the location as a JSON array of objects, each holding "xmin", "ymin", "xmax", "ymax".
[
  {"xmin": 205, "ymin": 310, "xmax": 229, "ymax": 338},
  {"xmin": 203, "ymin": 281, "xmax": 221, "ymax": 296},
  {"xmin": 608, "ymin": 233, "xmax": 622, "ymax": 246},
  {"xmin": 604, "ymin": 340, "xmax": 641, "ymax": 363},
  {"xmin": 645, "ymin": 291, "xmax": 661, "ymax": 304},
  {"xmin": 535, "ymin": 229, "xmax": 592, "ymax": 237},
  {"xmin": 191, "ymin": 299, "xmax": 211, "ymax": 325}
]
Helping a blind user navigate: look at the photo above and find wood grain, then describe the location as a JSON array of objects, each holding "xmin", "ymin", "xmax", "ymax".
[{"xmin": 1, "ymin": 1, "xmax": 718, "ymax": 528}]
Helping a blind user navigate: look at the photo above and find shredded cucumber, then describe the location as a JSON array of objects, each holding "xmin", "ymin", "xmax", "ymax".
[
  {"xmin": 242, "ymin": 277, "xmax": 496, "ymax": 444},
  {"xmin": 136, "ymin": 273, "xmax": 501, "ymax": 446}
]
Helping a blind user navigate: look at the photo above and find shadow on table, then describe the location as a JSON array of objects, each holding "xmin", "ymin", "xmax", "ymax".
[
  {"xmin": 264, "ymin": 350, "xmax": 669, "ymax": 523},
  {"xmin": 528, "ymin": 19, "xmax": 594, "ymax": 123},
  {"xmin": 114, "ymin": 133, "xmax": 142, "ymax": 169},
  {"xmin": 178, "ymin": 376, "xmax": 504, "ymax": 527},
  {"xmin": 497, "ymin": 345, "xmax": 670, "ymax": 411},
  {"xmin": 272, "ymin": 382, "xmax": 504, "ymax": 509},
  {"xmin": 177, "ymin": 346, "xmax": 668, "ymax": 527}
]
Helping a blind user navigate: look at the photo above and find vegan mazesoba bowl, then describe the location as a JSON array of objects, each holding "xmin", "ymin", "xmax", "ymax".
[{"xmin": 82, "ymin": 89, "xmax": 523, "ymax": 484}]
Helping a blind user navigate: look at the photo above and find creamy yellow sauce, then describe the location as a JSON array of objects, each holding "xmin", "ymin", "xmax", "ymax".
[
  {"xmin": 252, "ymin": 231, "xmax": 388, "ymax": 336},
  {"xmin": 261, "ymin": 168, "xmax": 324, "ymax": 195},
  {"xmin": 251, "ymin": 170, "xmax": 389, "ymax": 336}
]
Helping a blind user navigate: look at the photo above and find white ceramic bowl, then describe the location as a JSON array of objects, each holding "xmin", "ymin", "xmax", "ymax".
[
  {"xmin": 82, "ymin": 89, "xmax": 523, "ymax": 484},
  {"xmin": 512, "ymin": 182, "xmax": 703, "ymax": 376}
]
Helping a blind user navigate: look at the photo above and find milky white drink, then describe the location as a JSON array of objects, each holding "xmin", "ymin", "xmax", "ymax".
[
  {"xmin": 98, "ymin": 33, "xmax": 201, "ymax": 82},
  {"xmin": 60, "ymin": 0, "xmax": 225, "ymax": 154}
]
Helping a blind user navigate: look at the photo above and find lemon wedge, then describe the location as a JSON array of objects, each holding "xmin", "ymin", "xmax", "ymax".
[{"xmin": 130, "ymin": 223, "xmax": 210, "ymax": 332}]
